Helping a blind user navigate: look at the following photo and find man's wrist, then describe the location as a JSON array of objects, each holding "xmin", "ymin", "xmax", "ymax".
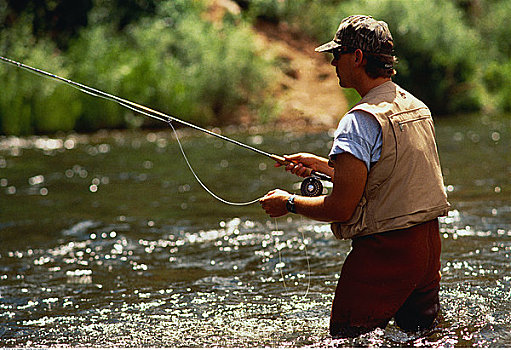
[{"xmin": 286, "ymin": 194, "xmax": 297, "ymax": 213}]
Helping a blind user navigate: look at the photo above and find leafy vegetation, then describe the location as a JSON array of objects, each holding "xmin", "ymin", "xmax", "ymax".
[
  {"xmin": 0, "ymin": 0, "xmax": 510, "ymax": 135},
  {"xmin": 0, "ymin": 0, "xmax": 273, "ymax": 134}
]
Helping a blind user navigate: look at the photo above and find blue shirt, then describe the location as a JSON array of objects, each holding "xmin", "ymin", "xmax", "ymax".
[{"xmin": 329, "ymin": 110, "xmax": 382, "ymax": 170}]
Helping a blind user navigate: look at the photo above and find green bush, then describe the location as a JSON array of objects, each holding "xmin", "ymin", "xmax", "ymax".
[
  {"xmin": 0, "ymin": 15, "xmax": 82, "ymax": 134},
  {"xmin": 245, "ymin": 0, "xmax": 338, "ymax": 41},
  {"xmin": 65, "ymin": 24, "xmax": 129, "ymax": 131},
  {"xmin": 484, "ymin": 61, "xmax": 511, "ymax": 113},
  {"xmin": 477, "ymin": 0, "xmax": 511, "ymax": 59},
  {"xmin": 478, "ymin": 0, "xmax": 511, "ymax": 112},
  {"xmin": 67, "ymin": 0, "xmax": 273, "ymax": 129},
  {"xmin": 0, "ymin": 0, "xmax": 274, "ymax": 135}
]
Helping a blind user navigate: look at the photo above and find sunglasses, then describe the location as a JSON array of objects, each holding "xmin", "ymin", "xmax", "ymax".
[{"xmin": 332, "ymin": 47, "xmax": 356, "ymax": 60}]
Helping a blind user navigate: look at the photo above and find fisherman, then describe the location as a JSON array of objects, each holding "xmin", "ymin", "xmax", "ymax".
[{"xmin": 259, "ymin": 15, "xmax": 450, "ymax": 338}]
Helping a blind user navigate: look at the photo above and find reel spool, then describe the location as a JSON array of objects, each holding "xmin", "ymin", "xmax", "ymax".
[{"xmin": 300, "ymin": 176, "xmax": 324, "ymax": 197}]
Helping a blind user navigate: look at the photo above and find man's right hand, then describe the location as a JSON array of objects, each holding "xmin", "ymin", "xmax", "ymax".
[{"xmin": 276, "ymin": 153, "xmax": 333, "ymax": 178}]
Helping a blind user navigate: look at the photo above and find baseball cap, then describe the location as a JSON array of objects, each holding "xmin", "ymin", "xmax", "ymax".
[{"xmin": 315, "ymin": 15, "xmax": 394, "ymax": 55}]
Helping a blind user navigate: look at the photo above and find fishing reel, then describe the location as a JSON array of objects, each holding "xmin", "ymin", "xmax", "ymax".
[{"xmin": 300, "ymin": 176, "xmax": 324, "ymax": 197}]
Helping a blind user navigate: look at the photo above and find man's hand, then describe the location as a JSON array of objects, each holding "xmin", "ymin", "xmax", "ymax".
[
  {"xmin": 259, "ymin": 189, "xmax": 292, "ymax": 218},
  {"xmin": 276, "ymin": 153, "xmax": 333, "ymax": 178},
  {"xmin": 261, "ymin": 153, "xmax": 368, "ymax": 223}
]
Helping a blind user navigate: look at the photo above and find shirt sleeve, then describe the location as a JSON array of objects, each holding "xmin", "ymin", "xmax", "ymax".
[{"xmin": 329, "ymin": 110, "xmax": 382, "ymax": 170}]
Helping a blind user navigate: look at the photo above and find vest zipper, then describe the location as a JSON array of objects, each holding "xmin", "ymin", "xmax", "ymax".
[{"xmin": 397, "ymin": 116, "xmax": 429, "ymax": 131}]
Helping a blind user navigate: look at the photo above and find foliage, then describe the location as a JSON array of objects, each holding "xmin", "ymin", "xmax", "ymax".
[
  {"xmin": 87, "ymin": 0, "xmax": 157, "ymax": 29},
  {"xmin": 477, "ymin": 0, "xmax": 511, "ymax": 112},
  {"xmin": 2, "ymin": 0, "xmax": 158, "ymax": 49},
  {"xmin": 1, "ymin": 0, "xmax": 511, "ymax": 135},
  {"xmin": 483, "ymin": 61, "xmax": 511, "ymax": 113},
  {"xmin": 0, "ymin": 0, "xmax": 274, "ymax": 135},
  {"xmin": 0, "ymin": 14, "xmax": 82, "ymax": 134},
  {"xmin": 3, "ymin": 0, "xmax": 92, "ymax": 49},
  {"xmin": 244, "ymin": 0, "xmax": 338, "ymax": 42}
]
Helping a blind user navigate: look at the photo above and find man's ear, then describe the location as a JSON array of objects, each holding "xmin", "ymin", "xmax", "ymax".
[{"xmin": 353, "ymin": 49, "xmax": 365, "ymax": 67}]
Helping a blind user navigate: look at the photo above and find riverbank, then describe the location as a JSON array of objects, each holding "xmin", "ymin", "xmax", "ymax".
[
  {"xmin": 3, "ymin": 0, "xmax": 511, "ymax": 135},
  {"xmin": 252, "ymin": 20, "xmax": 348, "ymax": 130}
]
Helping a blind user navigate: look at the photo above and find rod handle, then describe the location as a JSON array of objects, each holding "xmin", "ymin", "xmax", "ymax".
[{"xmin": 270, "ymin": 154, "xmax": 332, "ymax": 183}]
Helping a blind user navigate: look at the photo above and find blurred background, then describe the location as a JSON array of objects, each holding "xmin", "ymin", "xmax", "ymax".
[{"xmin": 0, "ymin": 0, "xmax": 510, "ymax": 135}]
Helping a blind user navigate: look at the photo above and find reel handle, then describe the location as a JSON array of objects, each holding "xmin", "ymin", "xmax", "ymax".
[{"xmin": 270, "ymin": 154, "xmax": 332, "ymax": 182}]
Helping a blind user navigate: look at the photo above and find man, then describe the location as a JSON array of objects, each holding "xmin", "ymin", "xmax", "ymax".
[{"xmin": 259, "ymin": 15, "xmax": 450, "ymax": 338}]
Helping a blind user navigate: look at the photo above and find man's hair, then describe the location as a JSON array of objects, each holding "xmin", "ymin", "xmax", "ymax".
[{"xmin": 364, "ymin": 53, "xmax": 397, "ymax": 79}]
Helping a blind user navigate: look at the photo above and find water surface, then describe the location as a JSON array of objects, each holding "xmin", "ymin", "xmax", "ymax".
[{"xmin": 1, "ymin": 114, "xmax": 510, "ymax": 347}]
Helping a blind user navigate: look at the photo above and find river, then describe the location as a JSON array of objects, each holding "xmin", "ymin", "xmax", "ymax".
[{"xmin": 0, "ymin": 114, "xmax": 510, "ymax": 347}]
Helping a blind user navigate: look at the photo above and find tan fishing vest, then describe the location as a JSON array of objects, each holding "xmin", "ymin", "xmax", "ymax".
[{"xmin": 331, "ymin": 81, "xmax": 450, "ymax": 239}]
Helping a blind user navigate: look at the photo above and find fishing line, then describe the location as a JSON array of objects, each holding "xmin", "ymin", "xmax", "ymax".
[
  {"xmin": 51, "ymin": 72, "xmax": 260, "ymax": 206},
  {"xmin": 2, "ymin": 55, "xmax": 315, "ymax": 297},
  {"xmin": 94, "ymin": 79, "xmax": 261, "ymax": 206},
  {"xmin": 0, "ymin": 55, "xmax": 331, "ymax": 204},
  {"xmin": 273, "ymin": 218, "xmax": 311, "ymax": 300},
  {"xmin": 106, "ymin": 97, "xmax": 261, "ymax": 206},
  {"xmin": 166, "ymin": 120, "xmax": 260, "ymax": 206},
  {"xmin": 75, "ymin": 78, "xmax": 260, "ymax": 206}
]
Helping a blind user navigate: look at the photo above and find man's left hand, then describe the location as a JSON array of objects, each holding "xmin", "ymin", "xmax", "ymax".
[{"xmin": 259, "ymin": 189, "xmax": 292, "ymax": 217}]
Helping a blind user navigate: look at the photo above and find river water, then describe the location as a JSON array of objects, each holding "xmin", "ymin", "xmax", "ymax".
[{"xmin": 0, "ymin": 114, "xmax": 510, "ymax": 347}]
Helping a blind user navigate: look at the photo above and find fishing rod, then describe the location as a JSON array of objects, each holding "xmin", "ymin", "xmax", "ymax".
[{"xmin": 0, "ymin": 55, "xmax": 331, "ymax": 196}]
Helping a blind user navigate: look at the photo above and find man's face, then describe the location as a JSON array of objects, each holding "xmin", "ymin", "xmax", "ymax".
[{"xmin": 330, "ymin": 49, "xmax": 353, "ymax": 89}]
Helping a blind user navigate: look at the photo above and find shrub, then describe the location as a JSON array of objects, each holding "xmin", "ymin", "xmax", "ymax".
[
  {"xmin": 156, "ymin": 0, "xmax": 272, "ymax": 125},
  {"xmin": 68, "ymin": 0, "xmax": 274, "ymax": 129},
  {"xmin": 244, "ymin": 0, "xmax": 339, "ymax": 42},
  {"xmin": 477, "ymin": 0, "xmax": 511, "ymax": 112},
  {"xmin": 0, "ymin": 0, "xmax": 275, "ymax": 134},
  {"xmin": 484, "ymin": 61, "xmax": 511, "ymax": 113},
  {"xmin": 0, "ymin": 15, "xmax": 82, "ymax": 134}
]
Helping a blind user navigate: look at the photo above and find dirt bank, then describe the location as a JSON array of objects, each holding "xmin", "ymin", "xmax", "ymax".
[
  {"xmin": 204, "ymin": 0, "xmax": 348, "ymax": 131},
  {"xmin": 253, "ymin": 20, "xmax": 348, "ymax": 131}
]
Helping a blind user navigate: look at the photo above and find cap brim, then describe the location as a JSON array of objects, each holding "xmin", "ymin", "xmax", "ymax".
[{"xmin": 315, "ymin": 40, "xmax": 342, "ymax": 53}]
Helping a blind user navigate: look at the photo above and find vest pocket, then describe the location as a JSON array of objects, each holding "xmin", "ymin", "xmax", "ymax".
[{"xmin": 397, "ymin": 116, "xmax": 430, "ymax": 131}]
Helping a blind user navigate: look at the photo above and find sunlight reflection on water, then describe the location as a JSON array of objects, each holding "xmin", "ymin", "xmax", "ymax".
[
  {"xmin": 1, "ymin": 115, "xmax": 511, "ymax": 346},
  {"xmin": 2, "ymin": 212, "xmax": 510, "ymax": 347}
]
